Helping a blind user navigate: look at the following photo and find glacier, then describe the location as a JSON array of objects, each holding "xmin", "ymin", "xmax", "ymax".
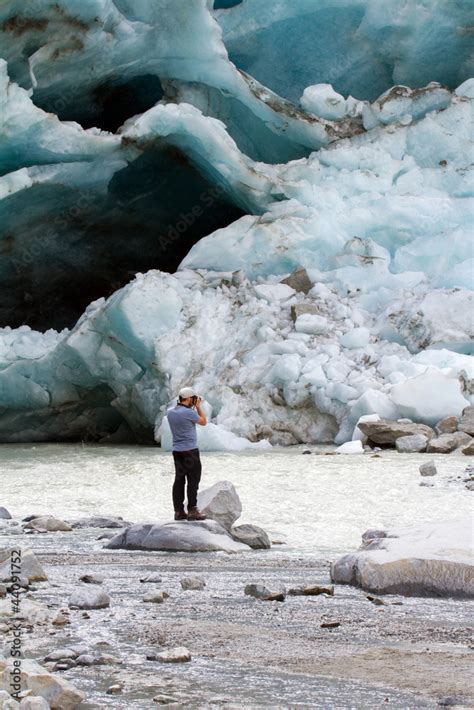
[{"xmin": 0, "ymin": 0, "xmax": 472, "ymax": 446}]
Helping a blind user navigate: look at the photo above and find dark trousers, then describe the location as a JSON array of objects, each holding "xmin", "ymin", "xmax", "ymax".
[{"xmin": 172, "ymin": 448, "xmax": 202, "ymax": 511}]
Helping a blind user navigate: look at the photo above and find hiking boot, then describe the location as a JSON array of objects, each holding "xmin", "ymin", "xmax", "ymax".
[
  {"xmin": 187, "ymin": 507, "xmax": 206, "ymax": 521},
  {"xmin": 174, "ymin": 510, "xmax": 188, "ymax": 521}
]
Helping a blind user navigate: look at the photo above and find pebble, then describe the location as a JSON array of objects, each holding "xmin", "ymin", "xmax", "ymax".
[
  {"xmin": 156, "ymin": 647, "xmax": 191, "ymax": 663},
  {"xmin": 76, "ymin": 654, "xmax": 95, "ymax": 666},
  {"xmin": 244, "ymin": 583, "xmax": 286, "ymax": 602},
  {"xmin": 140, "ymin": 574, "xmax": 163, "ymax": 583},
  {"xmin": 419, "ymin": 461, "xmax": 437, "ymax": 477},
  {"xmin": 79, "ymin": 574, "xmax": 104, "ymax": 584},
  {"xmin": 180, "ymin": 577, "xmax": 206, "ymax": 591},
  {"xmin": 106, "ymin": 684, "xmax": 123, "ymax": 695},
  {"xmin": 320, "ymin": 621, "xmax": 341, "ymax": 628},
  {"xmin": 143, "ymin": 591, "xmax": 167, "ymax": 603}
]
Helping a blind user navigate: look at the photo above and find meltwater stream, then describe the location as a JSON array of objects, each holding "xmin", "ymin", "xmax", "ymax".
[
  {"xmin": 1, "ymin": 444, "xmax": 473, "ymax": 709},
  {"xmin": 0, "ymin": 443, "xmax": 471, "ymax": 556}
]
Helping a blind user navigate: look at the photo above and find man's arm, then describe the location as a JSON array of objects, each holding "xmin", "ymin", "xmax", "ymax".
[{"xmin": 195, "ymin": 399, "xmax": 207, "ymax": 426}]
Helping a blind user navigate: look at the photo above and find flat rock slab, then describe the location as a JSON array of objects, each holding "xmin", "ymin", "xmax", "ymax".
[
  {"xmin": 24, "ymin": 516, "xmax": 72, "ymax": 532},
  {"xmin": 358, "ymin": 419, "xmax": 434, "ymax": 445},
  {"xmin": 231, "ymin": 523, "xmax": 271, "ymax": 549},
  {"xmin": 69, "ymin": 515, "xmax": 131, "ymax": 529},
  {"xmin": 105, "ymin": 520, "xmax": 250, "ymax": 553},
  {"xmin": 156, "ymin": 647, "xmax": 191, "ymax": 663},
  {"xmin": 331, "ymin": 518, "xmax": 474, "ymax": 598}
]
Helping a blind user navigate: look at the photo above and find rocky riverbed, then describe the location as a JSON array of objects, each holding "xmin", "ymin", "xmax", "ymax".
[{"xmin": 1, "ymin": 444, "xmax": 473, "ymax": 708}]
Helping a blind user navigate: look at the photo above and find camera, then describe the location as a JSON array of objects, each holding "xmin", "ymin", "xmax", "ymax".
[{"xmin": 192, "ymin": 395, "xmax": 201, "ymax": 406}]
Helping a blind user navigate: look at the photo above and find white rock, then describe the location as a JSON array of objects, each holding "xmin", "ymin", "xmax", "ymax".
[
  {"xmin": 180, "ymin": 577, "xmax": 206, "ymax": 591},
  {"xmin": 0, "ymin": 657, "xmax": 85, "ymax": 709},
  {"xmin": 335, "ymin": 440, "xmax": 364, "ymax": 454},
  {"xmin": 143, "ymin": 592, "xmax": 165, "ymax": 603},
  {"xmin": 156, "ymin": 647, "xmax": 191, "ymax": 663},
  {"xmin": 0, "ymin": 548, "xmax": 47, "ymax": 583},
  {"xmin": 197, "ymin": 480, "xmax": 242, "ymax": 531},
  {"xmin": 68, "ymin": 589, "xmax": 110, "ymax": 610},
  {"xmin": 331, "ymin": 518, "xmax": 474, "ymax": 597}
]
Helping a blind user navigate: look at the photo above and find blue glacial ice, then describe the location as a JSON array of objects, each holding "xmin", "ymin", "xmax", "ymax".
[{"xmin": 0, "ymin": 0, "xmax": 472, "ymax": 446}]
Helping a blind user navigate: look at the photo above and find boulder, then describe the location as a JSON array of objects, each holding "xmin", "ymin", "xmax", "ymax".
[
  {"xmin": 68, "ymin": 589, "xmax": 110, "ymax": 610},
  {"xmin": 24, "ymin": 517, "xmax": 72, "ymax": 533},
  {"xmin": 419, "ymin": 461, "xmax": 437, "ymax": 477},
  {"xmin": 435, "ymin": 415, "xmax": 458, "ymax": 435},
  {"xmin": 139, "ymin": 574, "xmax": 162, "ymax": 583},
  {"xmin": 395, "ymin": 434, "xmax": 428, "ymax": 453},
  {"xmin": 143, "ymin": 591, "xmax": 166, "ymax": 603},
  {"xmin": 357, "ymin": 419, "xmax": 434, "ymax": 445},
  {"xmin": 0, "ymin": 548, "xmax": 47, "ymax": 583},
  {"xmin": 462, "ymin": 440, "xmax": 474, "ymax": 455},
  {"xmin": 426, "ymin": 431, "xmax": 471, "ymax": 454},
  {"xmin": 0, "ymin": 508, "xmax": 12, "ymax": 520},
  {"xmin": 156, "ymin": 647, "xmax": 191, "ymax": 663},
  {"xmin": 0, "ymin": 657, "xmax": 85, "ymax": 709},
  {"xmin": 105, "ymin": 520, "xmax": 250, "ymax": 553},
  {"xmin": 69, "ymin": 515, "xmax": 131, "ymax": 529},
  {"xmin": 180, "ymin": 577, "xmax": 206, "ymax": 591},
  {"xmin": 0, "ymin": 598, "xmax": 54, "ymax": 626},
  {"xmin": 244, "ymin": 583, "xmax": 285, "ymax": 601},
  {"xmin": 331, "ymin": 518, "xmax": 473, "ymax": 597},
  {"xmin": 281, "ymin": 267, "xmax": 312, "ymax": 294},
  {"xmin": 231, "ymin": 524, "xmax": 271, "ymax": 550},
  {"xmin": 197, "ymin": 481, "xmax": 242, "ymax": 531},
  {"xmin": 458, "ymin": 405, "xmax": 474, "ymax": 435}
]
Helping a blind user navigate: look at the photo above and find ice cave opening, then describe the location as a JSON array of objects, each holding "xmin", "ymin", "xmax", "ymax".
[
  {"xmin": 33, "ymin": 75, "xmax": 165, "ymax": 134},
  {"xmin": 0, "ymin": 144, "xmax": 246, "ymax": 332}
]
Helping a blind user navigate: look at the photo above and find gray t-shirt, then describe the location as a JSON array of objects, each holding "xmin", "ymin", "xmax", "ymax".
[{"xmin": 167, "ymin": 404, "xmax": 199, "ymax": 451}]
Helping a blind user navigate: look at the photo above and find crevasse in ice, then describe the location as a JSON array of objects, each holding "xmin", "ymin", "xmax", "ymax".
[{"xmin": 0, "ymin": 0, "xmax": 472, "ymax": 446}]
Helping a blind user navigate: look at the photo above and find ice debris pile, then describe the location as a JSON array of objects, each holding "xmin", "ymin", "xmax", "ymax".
[{"xmin": 0, "ymin": 0, "xmax": 472, "ymax": 446}]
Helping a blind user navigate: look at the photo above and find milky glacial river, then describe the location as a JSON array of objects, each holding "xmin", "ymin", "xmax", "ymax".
[{"xmin": 1, "ymin": 443, "xmax": 471, "ymax": 555}]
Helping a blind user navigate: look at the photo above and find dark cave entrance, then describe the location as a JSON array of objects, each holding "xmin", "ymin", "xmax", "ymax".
[
  {"xmin": 1, "ymin": 145, "xmax": 246, "ymax": 331},
  {"xmin": 33, "ymin": 74, "xmax": 165, "ymax": 134}
]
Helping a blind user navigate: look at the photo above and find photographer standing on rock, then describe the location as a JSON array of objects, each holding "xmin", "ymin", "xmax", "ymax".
[{"xmin": 167, "ymin": 387, "xmax": 207, "ymax": 521}]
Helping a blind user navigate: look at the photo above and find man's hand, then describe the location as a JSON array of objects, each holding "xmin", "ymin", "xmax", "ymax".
[{"xmin": 195, "ymin": 398, "xmax": 207, "ymax": 426}]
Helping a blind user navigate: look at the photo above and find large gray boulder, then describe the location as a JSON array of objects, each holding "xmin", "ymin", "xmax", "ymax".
[
  {"xmin": 358, "ymin": 419, "xmax": 434, "ymax": 445},
  {"xmin": 462, "ymin": 440, "xmax": 474, "ymax": 455},
  {"xmin": 0, "ymin": 508, "xmax": 11, "ymax": 520},
  {"xmin": 435, "ymin": 415, "xmax": 458, "ymax": 435},
  {"xmin": 395, "ymin": 434, "xmax": 428, "ymax": 453},
  {"xmin": 331, "ymin": 518, "xmax": 473, "ymax": 598},
  {"xmin": 426, "ymin": 431, "xmax": 471, "ymax": 454},
  {"xmin": 0, "ymin": 547, "xmax": 47, "ymax": 583},
  {"xmin": 105, "ymin": 520, "xmax": 250, "ymax": 553},
  {"xmin": 458, "ymin": 405, "xmax": 474, "ymax": 436},
  {"xmin": 197, "ymin": 481, "xmax": 242, "ymax": 531}
]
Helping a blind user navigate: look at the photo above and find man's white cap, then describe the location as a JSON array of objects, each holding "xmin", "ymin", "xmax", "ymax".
[{"xmin": 178, "ymin": 387, "xmax": 197, "ymax": 399}]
